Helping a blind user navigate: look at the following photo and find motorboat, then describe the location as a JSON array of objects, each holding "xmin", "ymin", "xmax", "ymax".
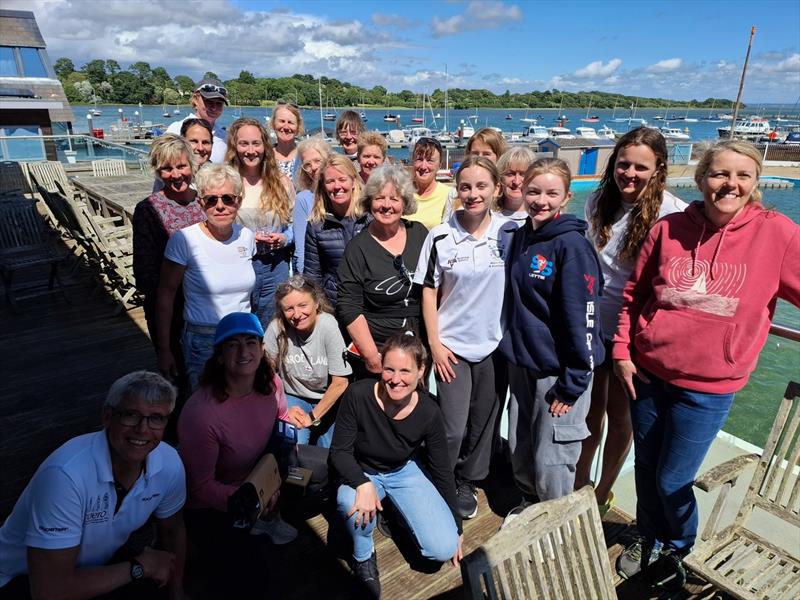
[
  {"xmin": 597, "ymin": 126, "xmax": 617, "ymax": 140},
  {"xmin": 659, "ymin": 127, "xmax": 691, "ymax": 140},
  {"xmin": 549, "ymin": 126, "xmax": 573, "ymax": 138},
  {"xmin": 718, "ymin": 119, "xmax": 772, "ymax": 140},
  {"xmin": 455, "ymin": 119, "xmax": 475, "ymax": 143},
  {"xmin": 323, "ymin": 112, "xmax": 337, "ymax": 121},
  {"xmin": 360, "ymin": 112, "xmax": 367, "ymax": 122},
  {"xmin": 520, "ymin": 124, "xmax": 549, "ymax": 141},
  {"xmin": 575, "ymin": 127, "xmax": 599, "ymax": 139},
  {"xmin": 406, "ymin": 127, "xmax": 434, "ymax": 146},
  {"xmin": 383, "ymin": 113, "xmax": 400, "ymax": 122},
  {"xmin": 505, "ymin": 114, "xmax": 513, "ymax": 120}
]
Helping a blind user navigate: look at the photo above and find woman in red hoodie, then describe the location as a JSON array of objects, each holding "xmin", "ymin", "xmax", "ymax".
[{"xmin": 612, "ymin": 139, "xmax": 800, "ymax": 587}]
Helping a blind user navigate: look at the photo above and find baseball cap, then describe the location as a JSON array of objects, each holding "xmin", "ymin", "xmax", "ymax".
[
  {"xmin": 195, "ymin": 77, "xmax": 229, "ymax": 105},
  {"xmin": 214, "ymin": 312, "xmax": 264, "ymax": 346}
]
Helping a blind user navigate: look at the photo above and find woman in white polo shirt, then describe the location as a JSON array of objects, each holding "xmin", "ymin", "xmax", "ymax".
[
  {"xmin": 156, "ymin": 164, "xmax": 256, "ymax": 391},
  {"xmin": 415, "ymin": 156, "xmax": 517, "ymax": 520}
]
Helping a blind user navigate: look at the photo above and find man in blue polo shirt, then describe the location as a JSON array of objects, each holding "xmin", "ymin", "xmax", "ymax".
[{"xmin": 0, "ymin": 371, "xmax": 186, "ymax": 599}]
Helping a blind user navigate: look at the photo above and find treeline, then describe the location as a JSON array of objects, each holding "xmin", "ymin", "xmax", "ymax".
[{"xmin": 54, "ymin": 58, "xmax": 739, "ymax": 109}]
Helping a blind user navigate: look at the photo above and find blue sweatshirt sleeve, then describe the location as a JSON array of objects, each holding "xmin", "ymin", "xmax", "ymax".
[{"xmin": 549, "ymin": 240, "xmax": 604, "ymax": 404}]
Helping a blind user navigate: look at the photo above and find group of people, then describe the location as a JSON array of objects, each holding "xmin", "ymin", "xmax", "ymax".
[{"xmin": 1, "ymin": 77, "xmax": 797, "ymax": 600}]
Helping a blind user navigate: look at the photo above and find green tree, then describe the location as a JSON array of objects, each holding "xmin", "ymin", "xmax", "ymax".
[
  {"xmin": 105, "ymin": 59, "xmax": 120, "ymax": 75},
  {"xmin": 81, "ymin": 59, "xmax": 107, "ymax": 85},
  {"xmin": 110, "ymin": 71, "xmax": 154, "ymax": 104},
  {"xmin": 173, "ymin": 75, "xmax": 195, "ymax": 95},
  {"xmin": 53, "ymin": 57, "xmax": 74, "ymax": 79},
  {"xmin": 151, "ymin": 66, "xmax": 172, "ymax": 89},
  {"xmin": 238, "ymin": 70, "xmax": 256, "ymax": 85},
  {"xmin": 129, "ymin": 61, "xmax": 152, "ymax": 80},
  {"xmin": 203, "ymin": 71, "xmax": 219, "ymax": 80}
]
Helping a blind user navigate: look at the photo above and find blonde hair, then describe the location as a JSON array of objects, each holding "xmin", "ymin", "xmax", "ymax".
[
  {"xmin": 694, "ymin": 139, "xmax": 762, "ymax": 204},
  {"xmin": 150, "ymin": 134, "xmax": 196, "ymax": 177},
  {"xmin": 270, "ymin": 103, "xmax": 305, "ymax": 137},
  {"xmin": 466, "ymin": 128, "xmax": 508, "ymax": 160},
  {"xmin": 496, "ymin": 147, "xmax": 537, "ymax": 211},
  {"xmin": 310, "ymin": 154, "xmax": 364, "ymax": 223},
  {"xmin": 225, "ymin": 117, "xmax": 292, "ymax": 224},
  {"xmin": 362, "ymin": 164, "xmax": 417, "ymax": 215},
  {"xmin": 357, "ymin": 131, "xmax": 388, "ymax": 157},
  {"xmin": 523, "ymin": 158, "xmax": 572, "ymax": 191},
  {"xmin": 296, "ymin": 137, "xmax": 333, "ymax": 191},
  {"xmin": 455, "ymin": 156, "xmax": 500, "ymax": 211}
]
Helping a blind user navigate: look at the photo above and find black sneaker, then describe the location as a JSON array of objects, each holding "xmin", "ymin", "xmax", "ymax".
[
  {"xmin": 375, "ymin": 512, "xmax": 392, "ymax": 539},
  {"xmin": 456, "ymin": 481, "xmax": 478, "ymax": 519},
  {"xmin": 651, "ymin": 551, "xmax": 687, "ymax": 591},
  {"xmin": 617, "ymin": 539, "xmax": 661, "ymax": 580},
  {"xmin": 352, "ymin": 552, "xmax": 381, "ymax": 599}
]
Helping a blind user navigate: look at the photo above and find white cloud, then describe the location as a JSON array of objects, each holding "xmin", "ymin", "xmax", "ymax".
[
  {"xmin": 573, "ymin": 59, "xmax": 622, "ymax": 78},
  {"xmin": 371, "ymin": 13, "xmax": 413, "ymax": 28},
  {"xmin": 646, "ymin": 58, "xmax": 684, "ymax": 73},
  {"xmin": 432, "ymin": 1, "xmax": 522, "ymax": 37}
]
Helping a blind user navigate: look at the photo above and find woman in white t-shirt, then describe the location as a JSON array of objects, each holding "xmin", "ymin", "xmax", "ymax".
[
  {"xmin": 265, "ymin": 275, "xmax": 351, "ymax": 447},
  {"xmin": 226, "ymin": 118, "xmax": 295, "ymax": 329},
  {"xmin": 575, "ymin": 127, "xmax": 686, "ymax": 515},
  {"xmin": 156, "ymin": 164, "xmax": 256, "ymax": 391}
]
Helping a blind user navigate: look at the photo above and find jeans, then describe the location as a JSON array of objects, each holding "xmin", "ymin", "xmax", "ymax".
[
  {"xmin": 252, "ymin": 253, "xmax": 290, "ymax": 330},
  {"xmin": 284, "ymin": 393, "xmax": 336, "ymax": 448},
  {"xmin": 336, "ymin": 460, "xmax": 459, "ymax": 563},
  {"xmin": 630, "ymin": 373, "xmax": 734, "ymax": 553},
  {"xmin": 181, "ymin": 326, "xmax": 216, "ymax": 393}
]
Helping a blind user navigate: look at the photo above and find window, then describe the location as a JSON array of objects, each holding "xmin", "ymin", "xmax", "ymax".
[
  {"xmin": 0, "ymin": 47, "xmax": 18, "ymax": 77},
  {"xmin": 19, "ymin": 48, "xmax": 48, "ymax": 78},
  {"xmin": 0, "ymin": 126, "xmax": 46, "ymax": 161}
]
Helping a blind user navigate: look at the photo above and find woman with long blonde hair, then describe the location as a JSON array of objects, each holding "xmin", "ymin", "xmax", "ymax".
[
  {"xmin": 293, "ymin": 137, "xmax": 333, "ymax": 273},
  {"xmin": 304, "ymin": 154, "xmax": 370, "ymax": 309},
  {"xmin": 225, "ymin": 117, "xmax": 295, "ymax": 327}
]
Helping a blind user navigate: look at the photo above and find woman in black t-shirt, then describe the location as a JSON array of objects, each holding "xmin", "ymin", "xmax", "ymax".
[
  {"xmin": 330, "ymin": 333, "xmax": 461, "ymax": 598},
  {"xmin": 336, "ymin": 164, "xmax": 428, "ymax": 378}
]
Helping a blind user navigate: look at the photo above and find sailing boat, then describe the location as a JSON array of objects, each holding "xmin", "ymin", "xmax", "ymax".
[
  {"xmin": 701, "ymin": 100, "xmax": 722, "ymax": 122},
  {"xmin": 683, "ymin": 102, "xmax": 698, "ymax": 122},
  {"xmin": 173, "ymin": 102, "xmax": 180, "ymax": 115},
  {"xmin": 521, "ymin": 94, "xmax": 537, "ymax": 123},
  {"xmin": 91, "ymin": 98, "xmax": 102, "ymax": 116},
  {"xmin": 581, "ymin": 97, "xmax": 599, "ymax": 122},
  {"xmin": 411, "ymin": 94, "xmax": 424, "ymax": 123},
  {"xmin": 323, "ymin": 94, "xmax": 336, "ymax": 121},
  {"xmin": 162, "ymin": 100, "xmax": 170, "ymax": 118}
]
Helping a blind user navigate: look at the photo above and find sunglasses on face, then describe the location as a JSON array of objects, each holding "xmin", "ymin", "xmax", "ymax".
[
  {"xmin": 196, "ymin": 83, "xmax": 228, "ymax": 96},
  {"xmin": 201, "ymin": 194, "xmax": 239, "ymax": 207},
  {"xmin": 113, "ymin": 409, "xmax": 169, "ymax": 430},
  {"xmin": 276, "ymin": 99, "xmax": 299, "ymax": 109}
]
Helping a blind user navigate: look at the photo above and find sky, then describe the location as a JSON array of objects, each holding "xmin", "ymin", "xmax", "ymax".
[{"xmin": 9, "ymin": 0, "xmax": 800, "ymax": 104}]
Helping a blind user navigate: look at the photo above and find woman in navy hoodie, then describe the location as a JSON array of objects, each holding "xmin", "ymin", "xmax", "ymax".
[{"xmin": 499, "ymin": 158, "xmax": 604, "ymax": 525}]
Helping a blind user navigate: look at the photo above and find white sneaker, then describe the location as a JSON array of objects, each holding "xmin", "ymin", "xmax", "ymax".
[
  {"xmin": 501, "ymin": 500, "xmax": 533, "ymax": 529},
  {"xmin": 250, "ymin": 511, "xmax": 298, "ymax": 544}
]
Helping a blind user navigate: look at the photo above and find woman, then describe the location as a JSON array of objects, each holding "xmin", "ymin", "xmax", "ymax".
[
  {"xmin": 415, "ymin": 156, "xmax": 516, "ymax": 520},
  {"xmin": 330, "ymin": 332, "xmax": 462, "ymax": 598},
  {"xmin": 293, "ymin": 137, "xmax": 333, "ymax": 273},
  {"xmin": 178, "ymin": 312, "xmax": 291, "ymax": 598},
  {"xmin": 575, "ymin": 127, "xmax": 686, "ymax": 518},
  {"xmin": 166, "ymin": 77, "xmax": 228, "ymax": 163},
  {"xmin": 495, "ymin": 146, "xmax": 537, "ymax": 225},
  {"xmin": 156, "ymin": 164, "xmax": 256, "ymax": 391},
  {"xmin": 335, "ymin": 110, "xmax": 365, "ymax": 160},
  {"xmin": 265, "ymin": 275, "xmax": 351, "ymax": 447},
  {"xmin": 336, "ymin": 164, "xmax": 428, "ymax": 379},
  {"xmin": 613, "ymin": 140, "xmax": 799, "ymax": 585},
  {"xmin": 304, "ymin": 154, "xmax": 370, "ymax": 309},
  {"xmin": 356, "ymin": 131, "xmax": 388, "ymax": 183},
  {"xmin": 271, "ymin": 100, "xmax": 304, "ymax": 181},
  {"xmin": 226, "ymin": 117, "xmax": 295, "ymax": 328},
  {"xmin": 180, "ymin": 118, "xmax": 214, "ymax": 168},
  {"xmin": 407, "ymin": 137, "xmax": 452, "ymax": 230},
  {"xmin": 499, "ymin": 158, "xmax": 604, "ymax": 524},
  {"xmin": 442, "ymin": 128, "xmax": 508, "ymax": 222},
  {"xmin": 133, "ymin": 134, "xmax": 205, "ymax": 366}
]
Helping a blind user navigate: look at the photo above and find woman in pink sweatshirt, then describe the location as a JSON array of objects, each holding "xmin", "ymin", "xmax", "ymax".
[{"xmin": 612, "ymin": 140, "xmax": 800, "ymax": 587}]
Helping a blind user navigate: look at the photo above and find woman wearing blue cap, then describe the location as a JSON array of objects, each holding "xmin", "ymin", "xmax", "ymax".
[{"xmin": 178, "ymin": 312, "xmax": 295, "ymax": 597}]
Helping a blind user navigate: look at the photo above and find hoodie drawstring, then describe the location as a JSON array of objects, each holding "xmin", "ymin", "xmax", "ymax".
[
  {"xmin": 692, "ymin": 222, "xmax": 706, "ymax": 276},
  {"xmin": 709, "ymin": 227, "xmax": 727, "ymax": 280},
  {"xmin": 692, "ymin": 220, "xmax": 728, "ymax": 280}
]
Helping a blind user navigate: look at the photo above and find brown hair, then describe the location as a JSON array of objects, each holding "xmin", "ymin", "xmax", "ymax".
[
  {"xmin": 466, "ymin": 128, "xmax": 508, "ymax": 161},
  {"xmin": 694, "ymin": 139, "xmax": 762, "ymax": 204},
  {"xmin": 310, "ymin": 154, "xmax": 365, "ymax": 223},
  {"xmin": 199, "ymin": 339, "xmax": 276, "ymax": 403},
  {"xmin": 225, "ymin": 118, "xmax": 292, "ymax": 224},
  {"xmin": 336, "ymin": 110, "xmax": 365, "ymax": 139},
  {"xmin": 357, "ymin": 131, "xmax": 388, "ymax": 157},
  {"xmin": 381, "ymin": 331, "xmax": 427, "ymax": 378},
  {"xmin": 589, "ymin": 127, "xmax": 669, "ymax": 261},
  {"xmin": 411, "ymin": 137, "xmax": 443, "ymax": 165}
]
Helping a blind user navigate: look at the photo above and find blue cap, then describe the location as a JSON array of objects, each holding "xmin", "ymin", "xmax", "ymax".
[{"xmin": 214, "ymin": 312, "xmax": 264, "ymax": 346}]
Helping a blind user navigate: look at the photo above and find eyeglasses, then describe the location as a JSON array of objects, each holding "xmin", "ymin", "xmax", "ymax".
[
  {"xmin": 301, "ymin": 157, "xmax": 322, "ymax": 173},
  {"xmin": 113, "ymin": 409, "xmax": 169, "ymax": 430},
  {"xmin": 201, "ymin": 194, "xmax": 239, "ymax": 207},
  {"xmin": 196, "ymin": 83, "xmax": 228, "ymax": 97},
  {"xmin": 276, "ymin": 99, "xmax": 299, "ymax": 108}
]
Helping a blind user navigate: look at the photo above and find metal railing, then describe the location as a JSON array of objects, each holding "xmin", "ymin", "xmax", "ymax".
[{"xmin": 0, "ymin": 134, "xmax": 148, "ymax": 165}]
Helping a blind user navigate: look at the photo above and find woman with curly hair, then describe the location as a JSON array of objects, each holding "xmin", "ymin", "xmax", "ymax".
[
  {"xmin": 575, "ymin": 127, "xmax": 685, "ymax": 516},
  {"xmin": 226, "ymin": 117, "xmax": 295, "ymax": 327}
]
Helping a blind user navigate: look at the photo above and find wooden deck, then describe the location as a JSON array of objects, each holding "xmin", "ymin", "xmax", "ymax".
[{"xmin": 1, "ymin": 264, "xmax": 725, "ymax": 599}]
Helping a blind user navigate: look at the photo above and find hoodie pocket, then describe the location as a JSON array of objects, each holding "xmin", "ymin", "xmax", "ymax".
[
  {"xmin": 634, "ymin": 309, "xmax": 737, "ymax": 380},
  {"xmin": 545, "ymin": 423, "xmax": 591, "ymax": 466}
]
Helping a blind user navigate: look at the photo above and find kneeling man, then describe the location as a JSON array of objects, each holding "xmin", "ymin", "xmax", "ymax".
[{"xmin": 0, "ymin": 371, "xmax": 186, "ymax": 599}]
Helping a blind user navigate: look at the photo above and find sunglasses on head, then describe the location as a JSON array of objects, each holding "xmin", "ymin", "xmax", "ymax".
[
  {"xmin": 197, "ymin": 83, "xmax": 228, "ymax": 96},
  {"xmin": 393, "ymin": 255, "xmax": 412, "ymax": 283},
  {"xmin": 276, "ymin": 99, "xmax": 299, "ymax": 109},
  {"xmin": 416, "ymin": 137, "xmax": 443, "ymax": 153},
  {"xmin": 201, "ymin": 194, "xmax": 239, "ymax": 207}
]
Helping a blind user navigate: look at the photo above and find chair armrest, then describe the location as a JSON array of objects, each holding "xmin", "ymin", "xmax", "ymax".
[{"xmin": 694, "ymin": 453, "xmax": 759, "ymax": 492}]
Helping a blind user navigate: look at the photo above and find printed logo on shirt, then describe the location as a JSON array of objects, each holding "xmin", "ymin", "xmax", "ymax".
[
  {"xmin": 446, "ymin": 256, "xmax": 469, "ymax": 268},
  {"xmin": 237, "ymin": 245, "xmax": 250, "ymax": 258},
  {"xmin": 661, "ymin": 258, "xmax": 744, "ymax": 317},
  {"xmin": 529, "ymin": 254, "xmax": 553, "ymax": 280},
  {"xmin": 84, "ymin": 493, "xmax": 110, "ymax": 525},
  {"xmin": 141, "ymin": 493, "xmax": 161, "ymax": 502},
  {"xmin": 39, "ymin": 525, "xmax": 69, "ymax": 533},
  {"xmin": 584, "ymin": 274, "xmax": 596, "ymax": 294}
]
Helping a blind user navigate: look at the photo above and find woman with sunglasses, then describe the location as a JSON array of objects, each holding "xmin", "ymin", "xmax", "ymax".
[
  {"xmin": 156, "ymin": 164, "xmax": 256, "ymax": 391},
  {"xmin": 265, "ymin": 275, "xmax": 351, "ymax": 447},
  {"xmin": 180, "ymin": 118, "xmax": 213, "ymax": 169},
  {"xmin": 336, "ymin": 165, "xmax": 427, "ymax": 379},
  {"xmin": 178, "ymin": 312, "xmax": 291, "ymax": 598},
  {"xmin": 407, "ymin": 137, "xmax": 452, "ymax": 230},
  {"xmin": 293, "ymin": 137, "xmax": 333, "ymax": 273},
  {"xmin": 270, "ymin": 100, "xmax": 304, "ymax": 182},
  {"xmin": 166, "ymin": 77, "xmax": 228, "ymax": 163},
  {"xmin": 226, "ymin": 118, "xmax": 295, "ymax": 328},
  {"xmin": 304, "ymin": 154, "xmax": 370, "ymax": 310}
]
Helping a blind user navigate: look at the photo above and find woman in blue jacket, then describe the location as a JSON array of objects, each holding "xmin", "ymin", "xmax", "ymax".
[
  {"xmin": 304, "ymin": 154, "xmax": 371, "ymax": 309},
  {"xmin": 499, "ymin": 158, "xmax": 604, "ymax": 525}
]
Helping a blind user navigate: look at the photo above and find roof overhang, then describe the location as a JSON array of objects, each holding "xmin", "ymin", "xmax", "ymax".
[{"xmin": 0, "ymin": 98, "xmax": 63, "ymax": 110}]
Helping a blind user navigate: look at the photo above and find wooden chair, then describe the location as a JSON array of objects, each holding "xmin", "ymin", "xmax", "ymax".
[
  {"xmin": 0, "ymin": 161, "xmax": 33, "ymax": 197},
  {"xmin": 0, "ymin": 199, "xmax": 69, "ymax": 310},
  {"xmin": 26, "ymin": 160, "xmax": 70, "ymax": 194},
  {"xmin": 684, "ymin": 381, "xmax": 800, "ymax": 600},
  {"xmin": 91, "ymin": 159, "xmax": 127, "ymax": 177},
  {"xmin": 460, "ymin": 486, "xmax": 616, "ymax": 599}
]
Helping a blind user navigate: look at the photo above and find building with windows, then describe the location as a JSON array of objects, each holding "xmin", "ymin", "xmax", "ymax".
[{"xmin": 0, "ymin": 9, "xmax": 74, "ymax": 161}]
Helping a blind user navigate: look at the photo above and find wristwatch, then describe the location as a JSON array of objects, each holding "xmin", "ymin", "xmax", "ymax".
[
  {"xmin": 308, "ymin": 410, "xmax": 322, "ymax": 427},
  {"xmin": 130, "ymin": 558, "xmax": 145, "ymax": 580}
]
